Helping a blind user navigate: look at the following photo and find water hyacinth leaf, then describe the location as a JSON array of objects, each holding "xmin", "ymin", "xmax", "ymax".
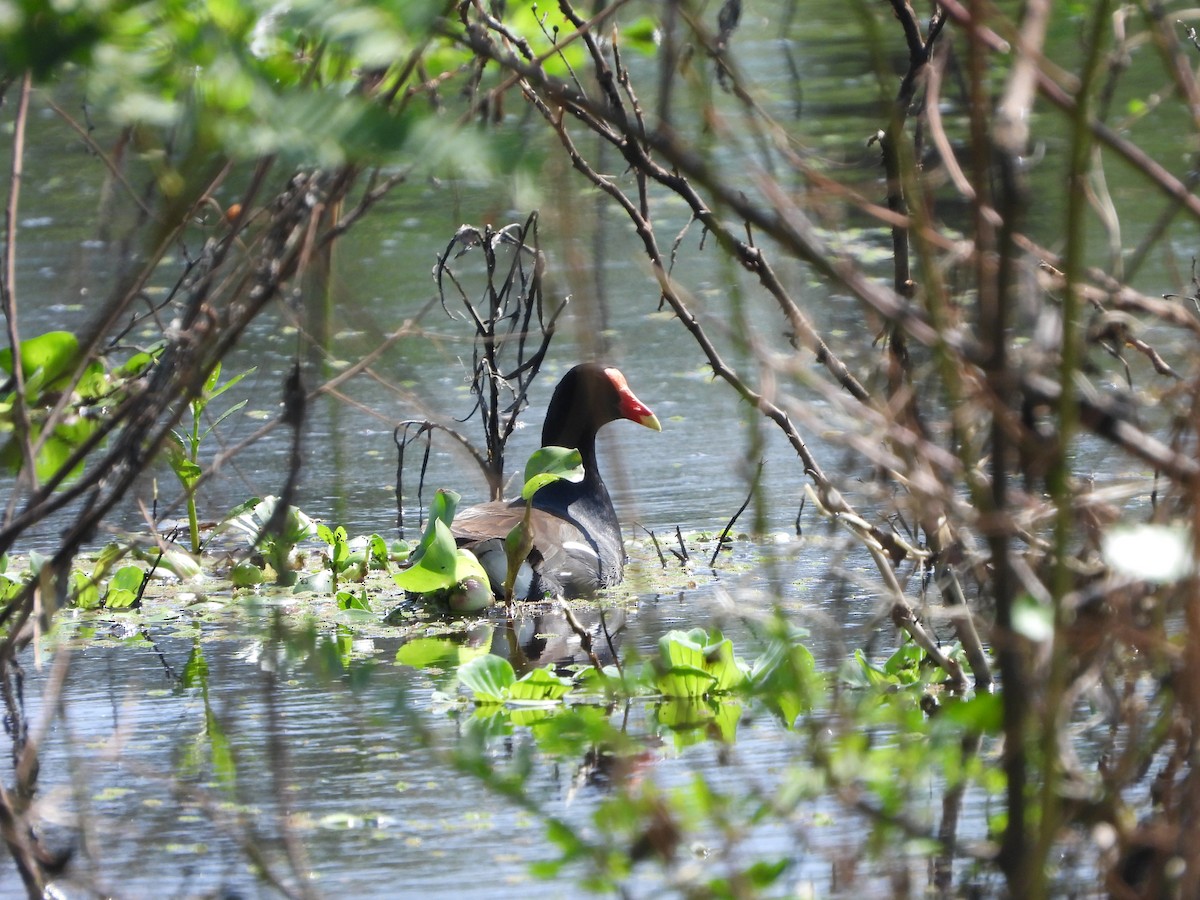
[
  {"xmin": 453, "ymin": 546, "xmax": 490, "ymax": 585},
  {"xmin": 701, "ymin": 634, "xmax": 747, "ymax": 693},
  {"xmin": 70, "ymin": 571, "xmax": 100, "ymax": 610},
  {"xmin": 509, "ymin": 707, "xmax": 554, "ymax": 727},
  {"xmin": 655, "ymin": 698, "xmax": 731, "ymax": 748},
  {"xmin": 139, "ymin": 545, "xmax": 202, "ymax": 581},
  {"xmin": 1101, "ymin": 523, "xmax": 1193, "ymax": 584},
  {"xmin": 528, "ymin": 705, "xmax": 624, "ymax": 758},
  {"xmin": 573, "ymin": 662, "xmax": 659, "ymax": 699},
  {"xmin": 0, "ymin": 330, "xmax": 79, "ymax": 389},
  {"xmin": 457, "ymin": 653, "xmax": 515, "ymax": 703},
  {"xmin": 507, "ymin": 665, "xmax": 573, "ymax": 703},
  {"xmin": 336, "ymin": 589, "xmax": 371, "ymax": 612},
  {"xmin": 841, "ymin": 650, "xmax": 891, "ymax": 688},
  {"xmin": 655, "ymin": 664, "xmax": 717, "ymax": 699},
  {"xmin": 712, "ymin": 698, "xmax": 743, "ymax": 743},
  {"xmin": 882, "ymin": 643, "xmax": 924, "ymax": 683},
  {"xmin": 294, "ymin": 569, "xmax": 332, "ymax": 594},
  {"xmin": 658, "ymin": 629, "xmax": 707, "ymax": 671},
  {"xmin": 393, "ymin": 519, "xmax": 459, "ymax": 593},
  {"xmin": 319, "ymin": 524, "xmax": 351, "ymax": 571},
  {"xmin": 104, "ymin": 565, "xmax": 145, "ymax": 609},
  {"xmin": 750, "ymin": 639, "xmax": 817, "ymax": 726},
  {"xmin": 521, "ymin": 446, "xmax": 583, "ymax": 500},
  {"xmin": 407, "ymin": 489, "xmax": 460, "ymax": 566}
]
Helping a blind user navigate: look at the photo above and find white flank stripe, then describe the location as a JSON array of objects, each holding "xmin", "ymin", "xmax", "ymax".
[{"xmin": 560, "ymin": 541, "xmax": 598, "ymax": 559}]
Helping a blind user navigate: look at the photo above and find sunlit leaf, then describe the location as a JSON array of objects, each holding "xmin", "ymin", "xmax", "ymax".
[
  {"xmin": 655, "ymin": 664, "xmax": 717, "ymax": 699},
  {"xmin": 508, "ymin": 665, "xmax": 573, "ymax": 703},
  {"xmin": 336, "ymin": 589, "xmax": 371, "ymax": 612},
  {"xmin": 407, "ymin": 489, "xmax": 460, "ymax": 567},
  {"xmin": 69, "ymin": 571, "xmax": 100, "ymax": 610},
  {"xmin": 394, "ymin": 519, "xmax": 460, "ymax": 593},
  {"xmin": 458, "ymin": 653, "xmax": 516, "ymax": 703},
  {"xmin": 104, "ymin": 564, "xmax": 145, "ymax": 609},
  {"xmin": 521, "ymin": 446, "xmax": 583, "ymax": 500},
  {"xmin": 700, "ymin": 634, "xmax": 747, "ymax": 693},
  {"xmin": 0, "ymin": 330, "xmax": 78, "ymax": 388}
]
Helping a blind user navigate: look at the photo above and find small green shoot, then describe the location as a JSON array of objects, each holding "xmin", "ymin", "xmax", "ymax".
[
  {"xmin": 166, "ymin": 362, "xmax": 255, "ymax": 553},
  {"xmin": 317, "ymin": 524, "xmax": 352, "ymax": 593}
]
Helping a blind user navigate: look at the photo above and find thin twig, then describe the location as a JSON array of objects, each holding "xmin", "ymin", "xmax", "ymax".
[{"xmin": 710, "ymin": 460, "xmax": 762, "ymax": 568}]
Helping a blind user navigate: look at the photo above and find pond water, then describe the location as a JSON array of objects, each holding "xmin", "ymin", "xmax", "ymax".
[{"xmin": 1, "ymin": 1, "xmax": 1196, "ymax": 897}]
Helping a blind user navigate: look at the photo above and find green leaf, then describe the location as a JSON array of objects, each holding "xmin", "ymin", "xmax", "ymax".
[
  {"xmin": 621, "ymin": 17, "xmax": 660, "ymax": 55},
  {"xmin": 70, "ymin": 571, "xmax": 100, "ymax": 610},
  {"xmin": 336, "ymin": 589, "xmax": 371, "ymax": 611},
  {"xmin": 203, "ymin": 362, "xmax": 224, "ymax": 395},
  {"xmin": 104, "ymin": 565, "xmax": 145, "ymax": 609},
  {"xmin": 521, "ymin": 446, "xmax": 583, "ymax": 500},
  {"xmin": 367, "ymin": 534, "xmax": 391, "ymax": 569},
  {"xmin": 701, "ymin": 634, "xmax": 747, "ymax": 693},
  {"xmin": 508, "ymin": 665, "xmax": 573, "ymax": 702},
  {"xmin": 653, "ymin": 629, "xmax": 748, "ymax": 698},
  {"xmin": 846, "ymin": 649, "xmax": 893, "ymax": 687},
  {"xmin": 745, "ymin": 859, "xmax": 789, "ymax": 888},
  {"xmin": 407, "ymin": 489, "xmax": 460, "ymax": 566},
  {"xmin": 112, "ymin": 565, "xmax": 145, "ymax": 592},
  {"xmin": 0, "ymin": 330, "xmax": 79, "ymax": 389},
  {"xmin": 458, "ymin": 653, "xmax": 516, "ymax": 703},
  {"xmin": 207, "ymin": 364, "xmax": 255, "ymax": 401},
  {"xmin": 204, "ymin": 398, "xmax": 248, "ymax": 438},
  {"xmin": 115, "ymin": 349, "xmax": 159, "ymax": 378},
  {"xmin": 393, "ymin": 519, "xmax": 460, "ymax": 593},
  {"xmin": 655, "ymin": 664, "xmax": 718, "ymax": 699}
]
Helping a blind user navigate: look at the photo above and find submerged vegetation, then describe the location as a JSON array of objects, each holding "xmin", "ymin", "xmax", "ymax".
[{"xmin": 2, "ymin": 0, "xmax": 1200, "ymax": 897}]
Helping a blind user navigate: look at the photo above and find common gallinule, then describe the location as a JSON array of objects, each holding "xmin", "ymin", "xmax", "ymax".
[{"xmin": 452, "ymin": 364, "xmax": 661, "ymax": 600}]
